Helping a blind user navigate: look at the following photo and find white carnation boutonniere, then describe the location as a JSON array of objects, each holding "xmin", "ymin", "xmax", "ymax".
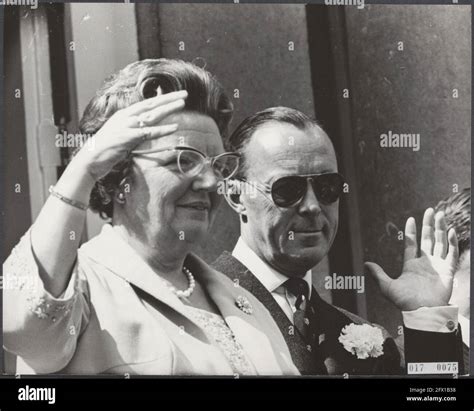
[{"xmin": 338, "ymin": 323, "xmax": 384, "ymax": 360}]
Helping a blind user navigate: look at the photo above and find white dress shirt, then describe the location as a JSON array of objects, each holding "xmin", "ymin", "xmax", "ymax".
[
  {"xmin": 232, "ymin": 237, "xmax": 311, "ymax": 323},
  {"xmin": 232, "ymin": 237, "xmax": 459, "ymax": 333}
]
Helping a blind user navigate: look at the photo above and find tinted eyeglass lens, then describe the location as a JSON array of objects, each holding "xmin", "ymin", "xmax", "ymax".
[
  {"xmin": 213, "ymin": 155, "xmax": 240, "ymax": 180},
  {"xmin": 271, "ymin": 173, "xmax": 344, "ymax": 207},
  {"xmin": 178, "ymin": 150, "xmax": 204, "ymax": 175},
  {"xmin": 272, "ymin": 177, "xmax": 307, "ymax": 207},
  {"xmin": 313, "ymin": 173, "xmax": 344, "ymax": 204}
]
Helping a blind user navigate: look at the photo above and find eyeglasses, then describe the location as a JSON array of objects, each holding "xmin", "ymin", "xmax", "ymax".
[
  {"xmin": 132, "ymin": 146, "xmax": 241, "ymax": 181},
  {"xmin": 240, "ymin": 173, "xmax": 345, "ymax": 208}
]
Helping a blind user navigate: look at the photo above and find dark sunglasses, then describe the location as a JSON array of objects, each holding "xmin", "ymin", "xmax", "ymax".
[{"xmin": 241, "ymin": 173, "xmax": 345, "ymax": 208}]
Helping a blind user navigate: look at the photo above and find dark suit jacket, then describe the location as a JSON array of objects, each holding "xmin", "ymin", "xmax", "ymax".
[{"xmin": 212, "ymin": 251, "xmax": 464, "ymax": 376}]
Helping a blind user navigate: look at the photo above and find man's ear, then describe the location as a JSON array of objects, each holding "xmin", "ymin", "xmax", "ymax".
[{"xmin": 223, "ymin": 179, "xmax": 246, "ymax": 216}]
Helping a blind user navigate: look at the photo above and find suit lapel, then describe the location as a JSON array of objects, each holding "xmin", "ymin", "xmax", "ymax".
[
  {"xmin": 212, "ymin": 252, "xmax": 316, "ymax": 373},
  {"xmin": 189, "ymin": 254, "xmax": 289, "ymax": 374},
  {"xmin": 308, "ymin": 289, "xmax": 358, "ymax": 373},
  {"xmin": 212, "ymin": 252, "xmax": 384, "ymax": 375},
  {"xmin": 310, "ymin": 289, "xmax": 397, "ymax": 375},
  {"xmin": 212, "ymin": 252, "xmax": 399, "ymax": 375}
]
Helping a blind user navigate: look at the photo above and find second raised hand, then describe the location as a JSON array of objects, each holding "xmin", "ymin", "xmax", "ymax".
[{"xmin": 365, "ymin": 208, "xmax": 459, "ymax": 311}]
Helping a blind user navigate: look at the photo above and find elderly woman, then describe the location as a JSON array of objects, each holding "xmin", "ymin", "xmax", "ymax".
[{"xmin": 3, "ymin": 59, "xmax": 298, "ymax": 375}]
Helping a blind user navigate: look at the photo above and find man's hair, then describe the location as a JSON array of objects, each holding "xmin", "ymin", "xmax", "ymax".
[
  {"xmin": 434, "ymin": 187, "xmax": 470, "ymax": 256},
  {"xmin": 77, "ymin": 58, "xmax": 233, "ymax": 219},
  {"xmin": 227, "ymin": 106, "xmax": 328, "ymax": 178}
]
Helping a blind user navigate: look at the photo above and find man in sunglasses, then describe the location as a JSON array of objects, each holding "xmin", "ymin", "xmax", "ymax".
[{"xmin": 212, "ymin": 106, "xmax": 464, "ymax": 375}]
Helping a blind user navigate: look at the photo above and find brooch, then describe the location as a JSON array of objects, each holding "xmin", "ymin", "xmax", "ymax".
[{"xmin": 235, "ymin": 295, "xmax": 253, "ymax": 315}]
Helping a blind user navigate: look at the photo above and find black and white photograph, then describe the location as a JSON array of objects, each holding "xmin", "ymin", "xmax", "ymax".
[{"xmin": 1, "ymin": 0, "xmax": 472, "ymax": 404}]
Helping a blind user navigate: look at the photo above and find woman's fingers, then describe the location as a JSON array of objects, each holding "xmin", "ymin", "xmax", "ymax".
[
  {"xmin": 420, "ymin": 208, "xmax": 435, "ymax": 256},
  {"xmin": 404, "ymin": 217, "xmax": 418, "ymax": 262},
  {"xmin": 433, "ymin": 211, "xmax": 448, "ymax": 258},
  {"xmin": 124, "ymin": 90, "xmax": 188, "ymax": 117},
  {"xmin": 123, "ymin": 123, "xmax": 179, "ymax": 146},
  {"xmin": 136, "ymin": 98, "xmax": 186, "ymax": 127},
  {"xmin": 102, "ymin": 90, "xmax": 187, "ymax": 151}
]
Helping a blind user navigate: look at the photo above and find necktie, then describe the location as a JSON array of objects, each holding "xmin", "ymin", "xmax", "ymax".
[
  {"xmin": 284, "ymin": 277, "xmax": 310, "ymax": 339},
  {"xmin": 284, "ymin": 278, "xmax": 328, "ymax": 375}
]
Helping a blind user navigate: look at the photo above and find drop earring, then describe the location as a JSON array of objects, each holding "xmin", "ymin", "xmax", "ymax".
[{"xmin": 116, "ymin": 191, "xmax": 126, "ymax": 204}]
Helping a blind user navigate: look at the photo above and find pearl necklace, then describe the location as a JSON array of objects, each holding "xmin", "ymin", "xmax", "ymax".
[{"xmin": 168, "ymin": 266, "xmax": 196, "ymax": 299}]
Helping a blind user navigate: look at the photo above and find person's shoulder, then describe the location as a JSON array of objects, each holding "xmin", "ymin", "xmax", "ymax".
[
  {"xmin": 197, "ymin": 256, "xmax": 268, "ymax": 312},
  {"xmin": 211, "ymin": 251, "xmax": 246, "ymax": 274}
]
